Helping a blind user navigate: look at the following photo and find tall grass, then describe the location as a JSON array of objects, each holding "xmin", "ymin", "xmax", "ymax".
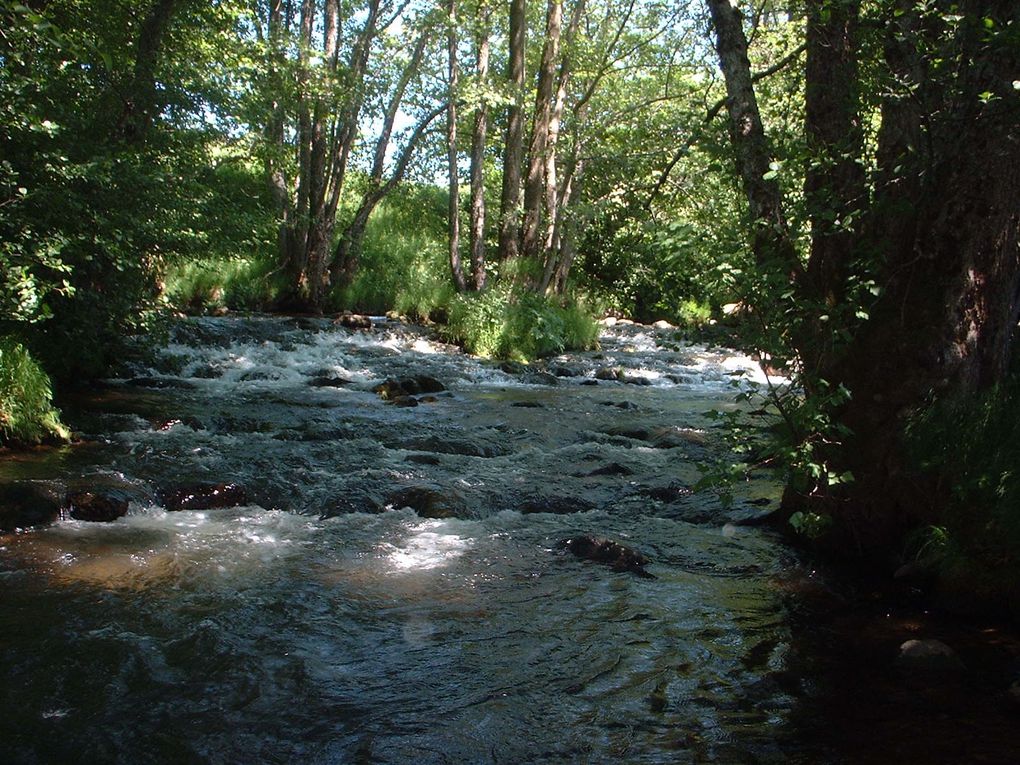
[
  {"xmin": 331, "ymin": 184, "xmax": 453, "ymax": 319},
  {"xmin": 0, "ymin": 336, "xmax": 70, "ymax": 446},
  {"xmin": 444, "ymin": 285, "xmax": 599, "ymax": 360},
  {"xmin": 164, "ymin": 256, "xmax": 283, "ymax": 313}
]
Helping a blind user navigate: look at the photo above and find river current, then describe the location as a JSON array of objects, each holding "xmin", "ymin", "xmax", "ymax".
[{"xmin": 0, "ymin": 316, "xmax": 907, "ymax": 763}]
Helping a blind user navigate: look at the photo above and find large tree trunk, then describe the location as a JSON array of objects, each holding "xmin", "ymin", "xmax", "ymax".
[
  {"xmin": 498, "ymin": 0, "xmax": 527, "ymax": 261},
  {"xmin": 709, "ymin": 0, "xmax": 1020, "ymax": 559},
  {"xmin": 827, "ymin": 0, "xmax": 1020, "ymax": 555},
  {"xmin": 800, "ymin": 0, "xmax": 865, "ymax": 377},
  {"xmin": 113, "ymin": 0, "xmax": 183, "ymax": 144},
  {"xmin": 520, "ymin": 0, "xmax": 563, "ymax": 265},
  {"xmin": 468, "ymin": 3, "xmax": 491, "ymax": 291}
]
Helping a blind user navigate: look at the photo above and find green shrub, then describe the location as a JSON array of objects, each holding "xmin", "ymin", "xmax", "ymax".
[
  {"xmin": 0, "ymin": 336, "xmax": 70, "ymax": 447},
  {"xmin": 165, "ymin": 256, "xmax": 282, "ymax": 313},
  {"xmin": 330, "ymin": 184, "xmax": 450, "ymax": 318},
  {"xmin": 445, "ymin": 286, "xmax": 599, "ymax": 360},
  {"xmin": 906, "ymin": 362, "xmax": 1020, "ymax": 581}
]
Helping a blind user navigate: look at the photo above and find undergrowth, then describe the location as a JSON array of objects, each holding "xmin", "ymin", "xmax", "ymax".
[
  {"xmin": 906, "ymin": 362, "xmax": 1020, "ymax": 613},
  {"xmin": 164, "ymin": 256, "xmax": 282, "ymax": 313},
  {"xmin": 444, "ymin": 285, "xmax": 599, "ymax": 360},
  {"xmin": 0, "ymin": 336, "xmax": 70, "ymax": 447}
]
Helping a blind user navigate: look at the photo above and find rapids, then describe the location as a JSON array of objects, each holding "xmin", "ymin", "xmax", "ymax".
[{"xmin": 0, "ymin": 317, "xmax": 823, "ymax": 762}]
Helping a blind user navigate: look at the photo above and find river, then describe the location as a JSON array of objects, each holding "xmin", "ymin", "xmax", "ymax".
[{"xmin": 1, "ymin": 316, "xmax": 1016, "ymax": 763}]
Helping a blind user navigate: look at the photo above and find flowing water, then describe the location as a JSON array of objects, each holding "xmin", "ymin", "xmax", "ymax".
[{"xmin": 2, "ymin": 317, "xmax": 1014, "ymax": 764}]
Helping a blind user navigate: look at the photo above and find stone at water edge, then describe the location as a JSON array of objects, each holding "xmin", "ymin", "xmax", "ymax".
[
  {"xmin": 0, "ymin": 481, "xmax": 63, "ymax": 531},
  {"xmin": 895, "ymin": 639, "xmax": 965, "ymax": 674},
  {"xmin": 334, "ymin": 312, "xmax": 373, "ymax": 330},
  {"xmin": 557, "ymin": 534, "xmax": 656, "ymax": 579},
  {"xmin": 66, "ymin": 490, "xmax": 129, "ymax": 523},
  {"xmin": 374, "ymin": 375, "xmax": 447, "ymax": 402}
]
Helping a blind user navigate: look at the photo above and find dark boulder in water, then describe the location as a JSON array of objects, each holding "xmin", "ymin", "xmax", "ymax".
[
  {"xmin": 557, "ymin": 534, "xmax": 656, "ymax": 578},
  {"xmin": 66, "ymin": 490, "xmax": 130, "ymax": 522},
  {"xmin": 160, "ymin": 482, "xmax": 248, "ymax": 512},
  {"xmin": 387, "ymin": 486, "xmax": 466, "ymax": 519},
  {"xmin": 374, "ymin": 375, "xmax": 447, "ymax": 401},
  {"xmin": 0, "ymin": 481, "xmax": 64, "ymax": 531},
  {"xmin": 308, "ymin": 376, "xmax": 351, "ymax": 388},
  {"xmin": 520, "ymin": 496, "xmax": 596, "ymax": 515}
]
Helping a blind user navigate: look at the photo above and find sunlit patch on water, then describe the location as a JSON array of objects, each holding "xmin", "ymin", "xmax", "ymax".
[
  {"xmin": 3, "ymin": 506, "xmax": 304, "ymax": 591},
  {"xmin": 383, "ymin": 522, "xmax": 472, "ymax": 571}
]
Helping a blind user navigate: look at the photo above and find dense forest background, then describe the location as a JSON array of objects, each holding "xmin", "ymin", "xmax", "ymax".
[{"xmin": 1, "ymin": 0, "xmax": 1018, "ymax": 611}]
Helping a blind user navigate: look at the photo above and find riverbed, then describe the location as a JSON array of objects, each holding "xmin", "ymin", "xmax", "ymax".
[{"xmin": 1, "ymin": 316, "xmax": 1016, "ymax": 763}]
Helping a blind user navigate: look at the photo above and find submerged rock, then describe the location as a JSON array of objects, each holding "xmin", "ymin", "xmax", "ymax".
[
  {"xmin": 522, "ymin": 370, "xmax": 559, "ymax": 386},
  {"xmin": 66, "ymin": 490, "xmax": 130, "ymax": 522},
  {"xmin": 520, "ymin": 496, "xmax": 595, "ymax": 515},
  {"xmin": 159, "ymin": 482, "xmax": 249, "ymax": 512},
  {"xmin": 387, "ymin": 486, "xmax": 465, "ymax": 519},
  {"xmin": 374, "ymin": 375, "xmax": 447, "ymax": 401},
  {"xmin": 557, "ymin": 534, "xmax": 656, "ymax": 578},
  {"xmin": 580, "ymin": 463, "xmax": 634, "ymax": 477},
  {"xmin": 0, "ymin": 481, "xmax": 64, "ymax": 531},
  {"xmin": 308, "ymin": 376, "xmax": 351, "ymax": 388}
]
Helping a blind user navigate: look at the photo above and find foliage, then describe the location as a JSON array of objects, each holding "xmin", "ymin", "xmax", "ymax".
[
  {"xmin": 0, "ymin": 0, "xmax": 253, "ymax": 382},
  {"xmin": 165, "ymin": 256, "xmax": 282, "ymax": 313},
  {"xmin": 0, "ymin": 337, "xmax": 69, "ymax": 447},
  {"xmin": 906, "ymin": 364, "xmax": 1020, "ymax": 566},
  {"xmin": 445, "ymin": 285, "xmax": 598, "ymax": 360},
  {"xmin": 330, "ymin": 183, "xmax": 453, "ymax": 319}
]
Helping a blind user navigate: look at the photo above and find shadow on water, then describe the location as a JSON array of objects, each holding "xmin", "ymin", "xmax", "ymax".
[{"xmin": 1, "ymin": 316, "xmax": 1017, "ymax": 763}]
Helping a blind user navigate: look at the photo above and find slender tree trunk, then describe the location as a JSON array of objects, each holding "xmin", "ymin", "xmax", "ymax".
[
  {"xmin": 264, "ymin": 0, "xmax": 292, "ymax": 267},
  {"xmin": 468, "ymin": 2, "xmax": 491, "ymax": 291},
  {"xmin": 705, "ymin": 0, "xmax": 797, "ymax": 275},
  {"xmin": 287, "ymin": 0, "xmax": 316, "ymax": 296},
  {"xmin": 498, "ymin": 0, "xmax": 527, "ymax": 261},
  {"xmin": 113, "ymin": 0, "xmax": 182, "ymax": 144},
  {"xmin": 332, "ymin": 103, "xmax": 447, "ymax": 285},
  {"xmin": 447, "ymin": 0, "xmax": 466, "ymax": 291},
  {"xmin": 331, "ymin": 31, "xmax": 433, "ymax": 288},
  {"xmin": 520, "ymin": 0, "xmax": 563, "ymax": 265},
  {"xmin": 537, "ymin": 0, "xmax": 584, "ymax": 291}
]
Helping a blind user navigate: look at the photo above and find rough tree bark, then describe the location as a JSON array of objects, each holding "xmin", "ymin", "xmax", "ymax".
[
  {"xmin": 801, "ymin": 0, "xmax": 865, "ymax": 377},
  {"xmin": 468, "ymin": 1, "xmax": 491, "ymax": 291},
  {"xmin": 498, "ymin": 0, "xmax": 527, "ymax": 261},
  {"xmin": 829, "ymin": 0, "xmax": 1020, "ymax": 553},
  {"xmin": 113, "ymin": 0, "xmax": 184, "ymax": 143},
  {"xmin": 520, "ymin": 0, "xmax": 563, "ymax": 265},
  {"xmin": 709, "ymin": 0, "xmax": 1020, "ymax": 558},
  {"xmin": 447, "ymin": 0, "xmax": 467, "ymax": 291}
]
